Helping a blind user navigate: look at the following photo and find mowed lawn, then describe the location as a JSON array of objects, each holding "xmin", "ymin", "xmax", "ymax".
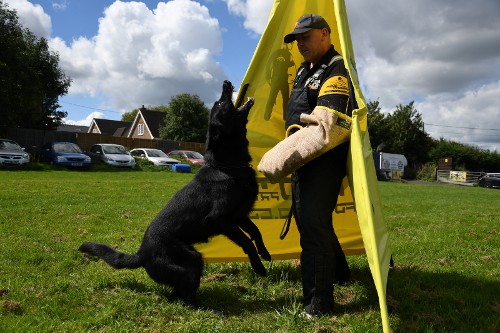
[{"xmin": 0, "ymin": 170, "xmax": 498, "ymax": 332}]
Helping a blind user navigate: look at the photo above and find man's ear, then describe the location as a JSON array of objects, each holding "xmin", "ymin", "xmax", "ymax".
[{"xmin": 321, "ymin": 28, "xmax": 328, "ymax": 39}]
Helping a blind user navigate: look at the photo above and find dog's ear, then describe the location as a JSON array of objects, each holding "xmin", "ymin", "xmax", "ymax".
[{"xmin": 221, "ymin": 80, "xmax": 234, "ymax": 103}]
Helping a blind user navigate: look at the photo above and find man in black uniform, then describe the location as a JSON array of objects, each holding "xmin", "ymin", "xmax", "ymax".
[{"xmin": 283, "ymin": 14, "xmax": 353, "ymax": 317}]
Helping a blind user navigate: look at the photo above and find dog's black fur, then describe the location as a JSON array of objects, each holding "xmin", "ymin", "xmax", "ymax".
[{"xmin": 79, "ymin": 80, "xmax": 271, "ymax": 306}]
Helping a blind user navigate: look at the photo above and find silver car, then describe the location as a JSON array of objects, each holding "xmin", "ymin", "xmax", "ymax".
[
  {"xmin": 130, "ymin": 148, "xmax": 180, "ymax": 167},
  {"xmin": 0, "ymin": 139, "xmax": 30, "ymax": 165},
  {"xmin": 89, "ymin": 143, "xmax": 136, "ymax": 168}
]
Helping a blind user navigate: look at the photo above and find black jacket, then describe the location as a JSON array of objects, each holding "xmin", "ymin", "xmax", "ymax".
[{"xmin": 285, "ymin": 46, "xmax": 353, "ymax": 129}]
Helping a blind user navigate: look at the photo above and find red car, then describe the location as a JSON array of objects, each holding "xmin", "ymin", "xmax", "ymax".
[{"xmin": 167, "ymin": 150, "xmax": 205, "ymax": 166}]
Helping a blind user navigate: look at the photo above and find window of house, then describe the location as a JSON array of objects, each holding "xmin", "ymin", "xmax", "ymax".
[{"xmin": 138, "ymin": 124, "xmax": 144, "ymax": 136}]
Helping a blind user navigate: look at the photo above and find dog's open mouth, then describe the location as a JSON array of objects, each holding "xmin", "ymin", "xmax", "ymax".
[
  {"xmin": 221, "ymin": 80, "xmax": 234, "ymax": 104},
  {"xmin": 217, "ymin": 80, "xmax": 254, "ymax": 115}
]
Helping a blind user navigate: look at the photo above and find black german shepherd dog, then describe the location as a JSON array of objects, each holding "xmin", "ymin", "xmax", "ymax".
[{"xmin": 79, "ymin": 80, "xmax": 271, "ymax": 307}]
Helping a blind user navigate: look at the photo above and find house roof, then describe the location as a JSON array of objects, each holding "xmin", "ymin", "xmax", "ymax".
[
  {"xmin": 57, "ymin": 124, "xmax": 90, "ymax": 133},
  {"xmin": 136, "ymin": 109, "xmax": 166, "ymax": 138},
  {"xmin": 113, "ymin": 127, "xmax": 130, "ymax": 137},
  {"xmin": 90, "ymin": 119, "xmax": 132, "ymax": 136}
]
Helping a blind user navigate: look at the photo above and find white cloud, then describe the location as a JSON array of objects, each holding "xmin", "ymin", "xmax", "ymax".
[
  {"xmin": 417, "ymin": 82, "xmax": 500, "ymax": 151},
  {"xmin": 49, "ymin": 0, "xmax": 225, "ymax": 112},
  {"xmin": 64, "ymin": 112, "xmax": 105, "ymax": 126},
  {"xmin": 8, "ymin": 0, "xmax": 226, "ymax": 126},
  {"xmin": 51, "ymin": 0, "xmax": 68, "ymax": 11},
  {"xmin": 223, "ymin": 0, "xmax": 272, "ymax": 35},
  {"xmin": 4, "ymin": 0, "xmax": 51, "ymax": 38},
  {"xmin": 344, "ymin": 0, "xmax": 500, "ymax": 151}
]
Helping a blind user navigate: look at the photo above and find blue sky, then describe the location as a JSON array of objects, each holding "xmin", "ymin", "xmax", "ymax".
[{"xmin": 6, "ymin": 0, "xmax": 500, "ymax": 151}]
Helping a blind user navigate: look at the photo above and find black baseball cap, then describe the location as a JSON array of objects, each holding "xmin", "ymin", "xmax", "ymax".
[{"xmin": 284, "ymin": 14, "xmax": 331, "ymax": 43}]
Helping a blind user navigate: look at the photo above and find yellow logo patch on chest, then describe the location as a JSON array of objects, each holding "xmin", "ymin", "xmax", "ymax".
[{"xmin": 319, "ymin": 75, "xmax": 349, "ymax": 97}]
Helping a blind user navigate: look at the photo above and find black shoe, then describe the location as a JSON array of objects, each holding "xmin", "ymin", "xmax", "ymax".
[{"xmin": 304, "ymin": 296, "xmax": 333, "ymax": 317}]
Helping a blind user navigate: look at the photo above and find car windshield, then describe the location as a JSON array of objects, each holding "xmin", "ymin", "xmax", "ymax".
[
  {"xmin": 185, "ymin": 151, "xmax": 204, "ymax": 159},
  {"xmin": 53, "ymin": 143, "xmax": 82, "ymax": 153},
  {"xmin": 146, "ymin": 150, "xmax": 167, "ymax": 157},
  {"xmin": 103, "ymin": 145, "xmax": 127, "ymax": 154},
  {"xmin": 0, "ymin": 140, "xmax": 22, "ymax": 150}
]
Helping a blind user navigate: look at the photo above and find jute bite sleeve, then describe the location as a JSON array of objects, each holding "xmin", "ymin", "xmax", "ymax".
[{"xmin": 257, "ymin": 106, "xmax": 352, "ymax": 183}]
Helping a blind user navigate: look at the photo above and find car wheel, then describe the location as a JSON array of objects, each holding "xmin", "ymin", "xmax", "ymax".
[{"xmin": 484, "ymin": 181, "xmax": 492, "ymax": 188}]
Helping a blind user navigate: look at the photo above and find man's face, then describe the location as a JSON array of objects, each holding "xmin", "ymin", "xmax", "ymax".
[{"xmin": 295, "ymin": 28, "xmax": 327, "ymax": 65}]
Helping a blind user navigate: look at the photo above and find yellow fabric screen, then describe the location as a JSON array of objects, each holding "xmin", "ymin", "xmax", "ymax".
[
  {"xmin": 196, "ymin": 1, "xmax": 392, "ymax": 331},
  {"xmin": 197, "ymin": 0, "xmax": 364, "ymax": 262}
]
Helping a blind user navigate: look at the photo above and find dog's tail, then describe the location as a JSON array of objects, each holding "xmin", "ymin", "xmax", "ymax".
[{"xmin": 79, "ymin": 242, "xmax": 142, "ymax": 269}]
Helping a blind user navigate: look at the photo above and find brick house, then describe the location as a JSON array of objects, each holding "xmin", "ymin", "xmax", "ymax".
[{"xmin": 127, "ymin": 106, "xmax": 167, "ymax": 139}]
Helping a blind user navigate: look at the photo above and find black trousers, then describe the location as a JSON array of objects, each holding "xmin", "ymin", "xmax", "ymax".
[{"xmin": 291, "ymin": 142, "xmax": 350, "ymax": 313}]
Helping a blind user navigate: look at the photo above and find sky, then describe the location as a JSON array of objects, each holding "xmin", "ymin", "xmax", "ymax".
[{"xmin": 5, "ymin": 0, "xmax": 500, "ymax": 152}]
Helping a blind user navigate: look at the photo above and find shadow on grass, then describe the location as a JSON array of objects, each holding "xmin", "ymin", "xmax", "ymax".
[
  {"xmin": 197, "ymin": 283, "xmax": 294, "ymax": 316},
  {"xmin": 0, "ymin": 163, "xmax": 49, "ymax": 171},
  {"xmin": 86, "ymin": 262, "xmax": 377, "ymax": 316},
  {"xmin": 198, "ymin": 263, "xmax": 382, "ymax": 317},
  {"xmin": 386, "ymin": 264, "xmax": 499, "ymax": 332},
  {"xmin": 80, "ymin": 259, "xmax": 499, "ymax": 331}
]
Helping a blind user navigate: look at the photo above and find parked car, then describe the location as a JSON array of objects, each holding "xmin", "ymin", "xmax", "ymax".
[
  {"xmin": 130, "ymin": 148, "xmax": 180, "ymax": 167},
  {"xmin": 0, "ymin": 139, "xmax": 30, "ymax": 165},
  {"xmin": 89, "ymin": 143, "xmax": 136, "ymax": 168},
  {"xmin": 167, "ymin": 150, "xmax": 205, "ymax": 166},
  {"xmin": 477, "ymin": 174, "xmax": 500, "ymax": 189},
  {"xmin": 36, "ymin": 141, "xmax": 91, "ymax": 168}
]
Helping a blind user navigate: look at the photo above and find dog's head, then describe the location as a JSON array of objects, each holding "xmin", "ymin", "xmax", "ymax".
[{"xmin": 205, "ymin": 80, "xmax": 254, "ymax": 165}]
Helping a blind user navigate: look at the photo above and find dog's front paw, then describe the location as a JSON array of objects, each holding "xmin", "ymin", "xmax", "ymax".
[
  {"xmin": 251, "ymin": 261, "xmax": 267, "ymax": 277},
  {"xmin": 259, "ymin": 248, "xmax": 272, "ymax": 262},
  {"xmin": 253, "ymin": 240, "xmax": 271, "ymax": 262}
]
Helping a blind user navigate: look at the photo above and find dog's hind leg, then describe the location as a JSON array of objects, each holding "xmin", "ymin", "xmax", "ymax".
[
  {"xmin": 222, "ymin": 225, "xmax": 267, "ymax": 277},
  {"xmin": 143, "ymin": 245, "xmax": 203, "ymax": 307},
  {"xmin": 237, "ymin": 217, "xmax": 271, "ymax": 262},
  {"xmin": 173, "ymin": 246, "xmax": 203, "ymax": 307}
]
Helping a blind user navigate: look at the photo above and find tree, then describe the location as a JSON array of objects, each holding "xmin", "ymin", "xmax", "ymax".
[
  {"xmin": 0, "ymin": 1, "xmax": 71, "ymax": 131},
  {"xmin": 121, "ymin": 110, "xmax": 138, "ymax": 123},
  {"xmin": 384, "ymin": 101, "xmax": 434, "ymax": 166},
  {"xmin": 159, "ymin": 94, "xmax": 209, "ymax": 143},
  {"xmin": 366, "ymin": 99, "xmax": 390, "ymax": 151},
  {"xmin": 122, "ymin": 105, "xmax": 168, "ymax": 122},
  {"xmin": 429, "ymin": 138, "xmax": 500, "ymax": 172}
]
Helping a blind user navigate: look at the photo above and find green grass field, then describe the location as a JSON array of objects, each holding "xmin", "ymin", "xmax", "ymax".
[{"xmin": 0, "ymin": 169, "xmax": 498, "ymax": 332}]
